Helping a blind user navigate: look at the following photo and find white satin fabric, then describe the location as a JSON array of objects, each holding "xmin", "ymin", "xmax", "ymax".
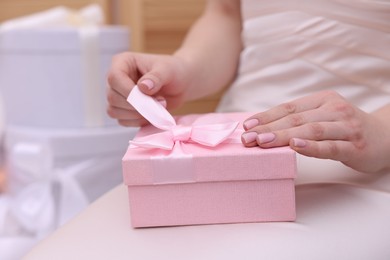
[
  {"xmin": 217, "ymin": 0, "xmax": 390, "ymax": 113},
  {"xmin": 216, "ymin": 1, "xmax": 390, "ymax": 257}
]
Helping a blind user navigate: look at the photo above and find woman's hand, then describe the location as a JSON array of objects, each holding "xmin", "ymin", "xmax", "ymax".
[
  {"xmin": 241, "ymin": 91, "xmax": 390, "ymax": 173},
  {"xmin": 106, "ymin": 0, "xmax": 242, "ymax": 128},
  {"xmin": 106, "ymin": 52, "xmax": 191, "ymax": 127}
]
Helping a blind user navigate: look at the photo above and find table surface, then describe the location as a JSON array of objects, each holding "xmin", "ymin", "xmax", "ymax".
[{"xmin": 24, "ymin": 156, "xmax": 390, "ymax": 260}]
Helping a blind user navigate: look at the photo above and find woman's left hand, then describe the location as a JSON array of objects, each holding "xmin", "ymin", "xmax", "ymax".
[{"xmin": 241, "ymin": 91, "xmax": 390, "ymax": 173}]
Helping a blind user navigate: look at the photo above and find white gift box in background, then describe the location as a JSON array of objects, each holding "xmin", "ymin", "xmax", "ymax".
[
  {"xmin": 0, "ymin": 5, "xmax": 136, "ymax": 259},
  {"xmin": 4, "ymin": 126, "xmax": 135, "ymax": 201},
  {"xmin": 0, "ymin": 125, "xmax": 137, "ymax": 259},
  {"xmin": 4, "ymin": 126, "xmax": 136, "ymax": 231},
  {"xmin": 0, "ymin": 26, "xmax": 129, "ymax": 128}
]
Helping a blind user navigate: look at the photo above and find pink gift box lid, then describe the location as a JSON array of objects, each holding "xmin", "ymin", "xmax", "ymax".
[{"xmin": 122, "ymin": 113, "xmax": 297, "ymax": 186}]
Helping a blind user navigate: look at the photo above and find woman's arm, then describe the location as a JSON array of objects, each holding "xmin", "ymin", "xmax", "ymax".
[
  {"xmin": 106, "ymin": 0, "xmax": 242, "ymax": 126},
  {"xmin": 174, "ymin": 0, "xmax": 242, "ymax": 101}
]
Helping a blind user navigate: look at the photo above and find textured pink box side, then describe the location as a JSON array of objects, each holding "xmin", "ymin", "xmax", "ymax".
[{"xmin": 128, "ymin": 179, "xmax": 296, "ymax": 228}]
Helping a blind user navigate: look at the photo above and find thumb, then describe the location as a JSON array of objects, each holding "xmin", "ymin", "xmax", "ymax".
[{"xmin": 137, "ymin": 67, "xmax": 172, "ymax": 96}]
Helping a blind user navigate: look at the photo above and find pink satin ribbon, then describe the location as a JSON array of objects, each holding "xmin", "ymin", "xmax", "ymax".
[{"xmin": 127, "ymin": 86, "xmax": 240, "ymax": 150}]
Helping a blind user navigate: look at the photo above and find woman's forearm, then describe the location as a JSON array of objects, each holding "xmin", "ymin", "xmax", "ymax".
[
  {"xmin": 371, "ymin": 103, "xmax": 390, "ymax": 172},
  {"xmin": 174, "ymin": 0, "xmax": 242, "ymax": 101}
]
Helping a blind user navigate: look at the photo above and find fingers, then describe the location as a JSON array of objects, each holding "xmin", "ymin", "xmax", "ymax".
[
  {"xmin": 107, "ymin": 52, "xmax": 178, "ymax": 126},
  {"xmin": 106, "ymin": 105, "xmax": 139, "ymax": 121},
  {"xmin": 118, "ymin": 118, "xmax": 149, "ymax": 127},
  {"xmin": 107, "ymin": 53, "xmax": 137, "ymax": 98},
  {"xmin": 108, "ymin": 52, "xmax": 176, "ymax": 97},
  {"xmin": 239, "ymin": 91, "xmax": 383, "ymax": 172},
  {"xmin": 106, "ymin": 87, "xmax": 132, "ymax": 110},
  {"xmin": 243, "ymin": 91, "xmax": 344, "ymax": 131},
  {"xmin": 246, "ymin": 106, "xmax": 336, "ymax": 135},
  {"xmin": 136, "ymin": 60, "xmax": 178, "ymax": 96},
  {"xmin": 242, "ymin": 121, "xmax": 353, "ymax": 147},
  {"xmin": 107, "ymin": 106, "xmax": 148, "ymax": 126},
  {"xmin": 241, "ymin": 91, "xmax": 360, "ymax": 146},
  {"xmin": 290, "ymin": 138, "xmax": 354, "ymax": 162},
  {"xmin": 106, "ymin": 66, "xmax": 142, "ymax": 123},
  {"xmin": 243, "ymin": 92, "xmax": 331, "ymax": 130}
]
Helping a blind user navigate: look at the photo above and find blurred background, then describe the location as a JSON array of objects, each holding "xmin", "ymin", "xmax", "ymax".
[
  {"xmin": 0, "ymin": 2, "xmax": 224, "ymax": 198},
  {"xmin": 0, "ymin": 0, "xmax": 223, "ymax": 194},
  {"xmin": 0, "ymin": 0, "xmax": 222, "ymax": 117},
  {"xmin": 0, "ymin": 0, "xmax": 227, "ymax": 259}
]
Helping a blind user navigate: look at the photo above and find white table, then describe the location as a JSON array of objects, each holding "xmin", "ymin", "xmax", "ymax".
[{"xmin": 23, "ymin": 156, "xmax": 390, "ymax": 260}]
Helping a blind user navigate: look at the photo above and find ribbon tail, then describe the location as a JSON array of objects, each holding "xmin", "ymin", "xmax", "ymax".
[
  {"xmin": 127, "ymin": 86, "xmax": 176, "ymax": 130},
  {"xmin": 10, "ymin": 182, "xmax": 55, "ymax": 234},
  {"xmin": 191, "ymin": 121, "xmax": 239, "ymax": 147},
  {"xmin": 56, "ymin": 174, "xmax": 89, "ymax": 226},
  {"xmin": 130, "ymin": 131, "xmax": 174, "ymax": 150},
  {"xmin": 127, "ymin": 86, "xmax": 242, "ymax": 150},
  {"xmin": 55, "ymin": 160, "xmax": 98, "ymax": 227},
  {"xmin": 0, "ymin": 196, "xmax": 43, "ymax": 260}
]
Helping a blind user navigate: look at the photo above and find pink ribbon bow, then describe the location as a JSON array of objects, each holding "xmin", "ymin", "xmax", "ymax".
[{"xmin": 127, "ymin": 86, "xmax": 239, "ymax": 150}]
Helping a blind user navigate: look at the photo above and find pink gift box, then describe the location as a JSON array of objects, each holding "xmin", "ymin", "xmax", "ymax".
[{"xmin": 122, "ymin": 113, "xmax": 297, "ymax": 228}]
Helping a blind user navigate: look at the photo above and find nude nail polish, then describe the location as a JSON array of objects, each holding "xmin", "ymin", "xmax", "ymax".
[
  {"xmin": 243, "ymin": 119, "xmax": 259, "ymax": 130},
  {"xmin": 140, "ymin": 79, "xmax": 154, "ymax": 90},
  {"xmin": 242, "ymin": 132, "xmax": 258, "ymax": 144},
  {"xmin": 292, "ymin": 138, "xmax": 306, "ymax": 147},
  {"xmin": 257, "ymin": 133, "xmax": 276, "ymax": 144}
]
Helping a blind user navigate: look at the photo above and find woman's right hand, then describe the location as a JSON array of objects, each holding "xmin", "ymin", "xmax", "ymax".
[
  {"xmin": 106, "ymin": 52, "xmax": 192, "ymax": 127},
  {"xmin": 107, "ymin": 0, "xmax": 243, "ymax": 127}
]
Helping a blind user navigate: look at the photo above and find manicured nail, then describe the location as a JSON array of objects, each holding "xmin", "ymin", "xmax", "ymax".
[
  {"xmin": 241, "ymin": 132, "xmax": 258, "ymax": 144},
  {"xmin": 292, "ymin": 138, "xmax": 306, "ymax": 148},
  {"xmin": 140, "ymin": 79, "xmax": 154, "ymax": 90},
  {"xmin": 243, "ymin": 119, "xmax": 259, "ymax": 130},
  {"xmin": 257, "ymin": 133, "xmax": 276, "ymax": 144}
]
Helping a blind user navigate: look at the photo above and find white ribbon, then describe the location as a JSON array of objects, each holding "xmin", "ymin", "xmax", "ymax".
[
  {"xmin": 10, "ymin": 164, "xmax": 92, "ymax": 236},
  {"xmin": 79, "ymin": 25, "xmax": 105, "ymax": 127},
  {"xmin": 2, "ymin": 142, "xmax": 91, "ymax": 237}
]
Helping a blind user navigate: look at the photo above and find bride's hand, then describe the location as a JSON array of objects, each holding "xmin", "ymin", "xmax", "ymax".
[{"xmin": 241, "ymin": 91, "xmax": 390, "ymax": 173}]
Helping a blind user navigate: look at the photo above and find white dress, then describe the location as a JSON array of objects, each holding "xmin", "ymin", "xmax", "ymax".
[
  {"xmin": 217, "ymin": 0, "xmax": 390, "ymax": 113},
  {"xmin": 217, "ymin": 1, "xmax": 390, "ymax": 258}
]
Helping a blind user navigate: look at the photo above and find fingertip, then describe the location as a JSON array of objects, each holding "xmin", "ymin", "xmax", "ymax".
[
  {"xmin": 243, "ymin": 118, "xmax": 259, "ymax": 130},
  {"xmin": 256, "ymin": 132, "xmax": 276, "ymax": 146},
  {"xmin": 289, "ymin": 138, "xmax": 312, "ymax": 157},
  {"xmin": 138, "ymin": 79, "xmax": 155, "ymax": 93},
  {"xmin": 138, "ymin": 70, "xmax": 165, "ymax": 95},
  {"xmin": 241, "ymin": 140, "xmax": 258, "ymax": 147},
  {"xmin": 117, "ymin": 118, "xmax": 149, "ymax": 127},
  {"xmin": 241, "ymin": 132, "xmax": 258, "ymax": 147},
  {"xmin": 290, "ymin": 138, "xmax": 307, "ymax": 148}
]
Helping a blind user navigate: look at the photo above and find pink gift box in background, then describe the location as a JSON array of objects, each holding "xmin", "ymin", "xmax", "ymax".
[{"xmin": 122, "ymin": 112, "xmax": 297, "ymax": 228}]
